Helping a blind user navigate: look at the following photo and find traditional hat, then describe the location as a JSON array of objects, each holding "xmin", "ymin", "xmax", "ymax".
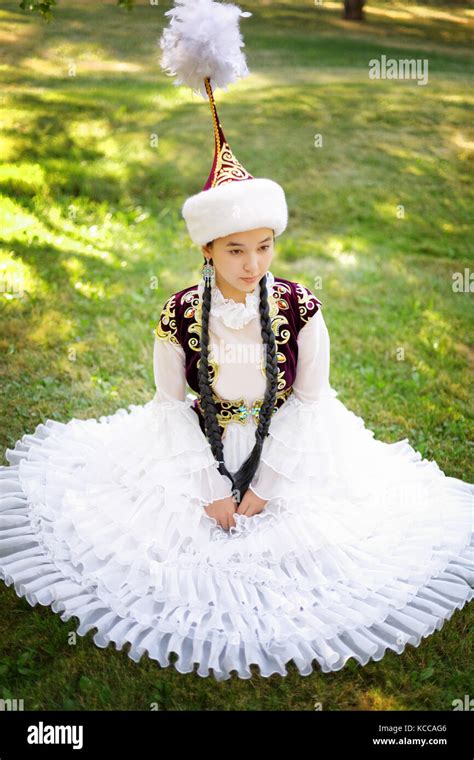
[{"xmin": 159, "ymin": 0, "xmax": 288, "ymax": 247}]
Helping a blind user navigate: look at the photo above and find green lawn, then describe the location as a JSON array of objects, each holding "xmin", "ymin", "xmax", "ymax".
[{"xmin": 0, "ymin": 0, "xmax": 473, "ymax": 710}]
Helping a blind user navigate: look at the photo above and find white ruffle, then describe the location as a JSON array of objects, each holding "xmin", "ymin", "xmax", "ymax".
[
  {"xmin": 0, "ymin": 395, "xmax": 472, "ymax": 682},
  {"xmin": 197, "ymin": 270, "xmax": 276, "ymax": 329}
]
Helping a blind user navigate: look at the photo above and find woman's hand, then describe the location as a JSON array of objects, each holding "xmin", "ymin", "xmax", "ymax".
[
  {"xmin": 204, "ymin": 489, "xmax": 268, "ymax": 530},
  {"xmin": 236, "ymin": 488, "xmax": 268, "ymax": 517},
  {"xmin": 204, "ymin": 495, "xmax": 238, "ymax": 530}
]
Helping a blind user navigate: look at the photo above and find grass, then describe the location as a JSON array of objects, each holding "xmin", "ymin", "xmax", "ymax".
[{"xmin": 0, "ymin": 0, "xmax": 473, "ymax": 710}]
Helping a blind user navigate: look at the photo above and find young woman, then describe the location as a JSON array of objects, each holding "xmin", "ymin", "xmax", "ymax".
[
  {"xmin": 2, "ymin": 215, "xmax": 471, "ymax": 681},
  {"xmin": 0, "ymin": 0, "xmax": 472, "ymax": 683}
]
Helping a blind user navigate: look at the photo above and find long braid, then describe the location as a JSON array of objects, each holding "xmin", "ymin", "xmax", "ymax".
[
  {"xmin": 197, "ymin": 253, "xmax": 279, "ymax": 505},
  {"xmin": 197, "ymin": 266, "xmax": 236, "ymax": 491},
  {"xmin": 232, "ymin": 269, "xmax": 279, "ymax": 501}
]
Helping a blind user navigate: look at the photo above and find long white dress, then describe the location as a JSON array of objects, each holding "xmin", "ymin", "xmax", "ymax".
[{"xmin": 0, "ymin": 270, "xmax": 472, "ymax": 681}]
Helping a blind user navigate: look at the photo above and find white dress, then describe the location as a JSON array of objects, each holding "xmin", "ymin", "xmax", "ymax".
[{"xmin": 0, "ymin": 270, "xmax": 472, "ymax": 681}]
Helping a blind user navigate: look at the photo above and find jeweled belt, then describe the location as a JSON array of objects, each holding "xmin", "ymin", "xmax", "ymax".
[{"xmin": 192, "ymin": 386, "xmax": 294, "ymax": 437}]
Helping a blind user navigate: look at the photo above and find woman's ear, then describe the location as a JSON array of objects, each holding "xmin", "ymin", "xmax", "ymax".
[{"xmin": 202, "ymin": 242, "xmax": 214, "ymax": 261}]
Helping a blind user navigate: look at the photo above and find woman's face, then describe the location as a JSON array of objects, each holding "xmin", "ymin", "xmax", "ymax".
[{"xmin": 202, "ymin": 227, "xmax": 274, "ymax": 301}]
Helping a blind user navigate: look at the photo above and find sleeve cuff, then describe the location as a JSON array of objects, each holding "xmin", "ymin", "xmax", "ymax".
[
  {"xmin": 249, "ymin": 393, "xmax": 337, "ymax": 502},
  {"xmin": 147, "ymin": 396, "xmax": 234, "ymax": 505}
]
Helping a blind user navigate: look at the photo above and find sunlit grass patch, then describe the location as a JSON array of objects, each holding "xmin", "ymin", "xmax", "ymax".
[{"xmin": 0, "ymin": 0, "xmax": 472, "ymax": 712}]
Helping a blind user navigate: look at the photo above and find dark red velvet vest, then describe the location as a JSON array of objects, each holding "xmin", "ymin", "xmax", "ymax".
[{"xmin": 154, "ymin": 277, "xmax": 321, "ymax": 437}]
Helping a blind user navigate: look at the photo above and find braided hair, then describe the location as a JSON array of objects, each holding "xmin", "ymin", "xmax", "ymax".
[{"xmin": 197, "ymin": 243, "xmax": 279, "ymax": 506}]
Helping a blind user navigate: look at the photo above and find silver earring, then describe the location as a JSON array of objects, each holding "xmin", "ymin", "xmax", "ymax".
[{"xmin": 201, "ymin": 258, "xmax": 215, "ymax": 287}]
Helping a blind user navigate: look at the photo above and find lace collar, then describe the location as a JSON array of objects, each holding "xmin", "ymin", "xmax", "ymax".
[{"xmin": 197, "ymin": 270, "xmax": 276, "ymax": 329}]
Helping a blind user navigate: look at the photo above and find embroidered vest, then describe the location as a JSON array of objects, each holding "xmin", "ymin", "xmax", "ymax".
[{"xmin": 154, "ymin": 277, "xmax": 321, "ymax": 438}]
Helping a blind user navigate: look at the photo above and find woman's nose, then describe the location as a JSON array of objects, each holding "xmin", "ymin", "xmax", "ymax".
[{"xmin": 244, "ymin": 255, "xmax": 259, "ymax": 272}]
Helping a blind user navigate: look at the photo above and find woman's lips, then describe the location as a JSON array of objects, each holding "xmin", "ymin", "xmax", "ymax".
[{"xmin": 241, "ymin": 276, "xmax": 259, "ymax": 282}]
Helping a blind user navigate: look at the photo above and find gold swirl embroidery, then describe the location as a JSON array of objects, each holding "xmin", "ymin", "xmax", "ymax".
[
  {"xmin": 154, "ymin": 294, "xmax": 179, "ymax": 345},
  {"xmin": 156, "ymin": 282, "xmax": 314, "ymax": 401},
  {"xmin": 196, "ymin": 386, "xmax": 294, "ymax": 439},
  {"xmin": 204, "ymin": 77, "xmax": 253, "ymax": 188},
  {"xmin": 182, "ymin": 290, "xmax": 220, "ymax": 388},
  {"xmin": 179, "ymin": 283, "xmax": 293, "ymax": 433},
  {"xmin": 258, "ymin": 282, "xmax": 293, "ymax": 392},
  {"xmin": 213, "ymin": 144, "xmax": 253, "ymax": 186},
  {"xmin": 295, "ymin": 283, "xmax": 321, "ymax": 324}
]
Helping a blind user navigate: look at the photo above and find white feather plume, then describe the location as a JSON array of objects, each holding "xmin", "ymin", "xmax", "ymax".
[{"xmin": 159, "ymin": 0, "xmax": 252, "ymax": 99}]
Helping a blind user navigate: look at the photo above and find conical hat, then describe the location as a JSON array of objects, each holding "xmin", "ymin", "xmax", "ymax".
[{"xmin": 159, "ymin": 0, "xmax": 288, "ymax": 246}]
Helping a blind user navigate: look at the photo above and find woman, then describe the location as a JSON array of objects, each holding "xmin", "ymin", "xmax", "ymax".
[
  {"xmin": 0, "ymin": 0, "xmax": 472, "ymax": 683},
  {"xmin": 2, "ymin": 216, "xmax": 472, "ymax": 682}
]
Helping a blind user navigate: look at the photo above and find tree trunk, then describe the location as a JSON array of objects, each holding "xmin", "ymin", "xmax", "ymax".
[{"xmin": 343, "ymin": 0, "xmax": 365, "ymax": 21}]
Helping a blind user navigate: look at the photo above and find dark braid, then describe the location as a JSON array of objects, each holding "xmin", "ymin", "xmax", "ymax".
[
  {"xmin": 197, "ymin": 248, "xmax": 279, "ymax": 506},
  {"xmin": 197, "ymin": 265, "xmax": 236, "ymax": 491}
]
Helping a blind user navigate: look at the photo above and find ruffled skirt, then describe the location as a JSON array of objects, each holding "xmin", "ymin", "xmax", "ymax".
[{"xmin": 0, "ymin": 391, "xmax": 472, "ymax": 681}]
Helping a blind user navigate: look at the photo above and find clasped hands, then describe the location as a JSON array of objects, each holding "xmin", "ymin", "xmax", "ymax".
[{"xmin": 204, "ymin": 488, "xmax": 268, "ymax": 531}]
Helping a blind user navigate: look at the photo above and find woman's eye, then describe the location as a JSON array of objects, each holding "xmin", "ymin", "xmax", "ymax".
[{"xmin": 229, "ymin": 245, "xmax": 270, "ymax": 254}]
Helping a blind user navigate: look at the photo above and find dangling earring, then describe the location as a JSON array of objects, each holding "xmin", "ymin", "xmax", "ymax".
[{"xmin": 201, "ymin": 257, "xmax": 215, "ymax": 288}]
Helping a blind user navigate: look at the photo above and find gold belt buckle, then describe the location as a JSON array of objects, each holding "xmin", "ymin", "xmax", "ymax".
[
  {"xmin": 196, "ymin": 387, "xmax": 293, "ymax": 432},
  {"xmin": 237, "ymin": 399, "xmax": 262, "ymax": 423}
]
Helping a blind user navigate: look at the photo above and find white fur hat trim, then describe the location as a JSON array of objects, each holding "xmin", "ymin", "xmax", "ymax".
[{"xmin": 181, "ymin": 177, "xmax": 288, "ymax": 246}]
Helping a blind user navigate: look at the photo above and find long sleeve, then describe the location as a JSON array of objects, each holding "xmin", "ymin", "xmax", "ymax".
[
  {"xmin": 153, "ymin": 333, "xmax": 187, "ymax": 404},
  {"xmin": 151, "ymin": 333, "xmax": 234, "ymax": 502},
  {"xmin": 249, "ymin": 308, "xmax": 338, "ymax": 501},
  {"xmin": 292, "ymin": 306, "xmax": 334, "ymax": 404}
]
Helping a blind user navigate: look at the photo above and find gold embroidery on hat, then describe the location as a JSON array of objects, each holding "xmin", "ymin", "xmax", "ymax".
[{"xmin": 204, "ymin": 77, "xmax": 253, "ymax": 188}]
